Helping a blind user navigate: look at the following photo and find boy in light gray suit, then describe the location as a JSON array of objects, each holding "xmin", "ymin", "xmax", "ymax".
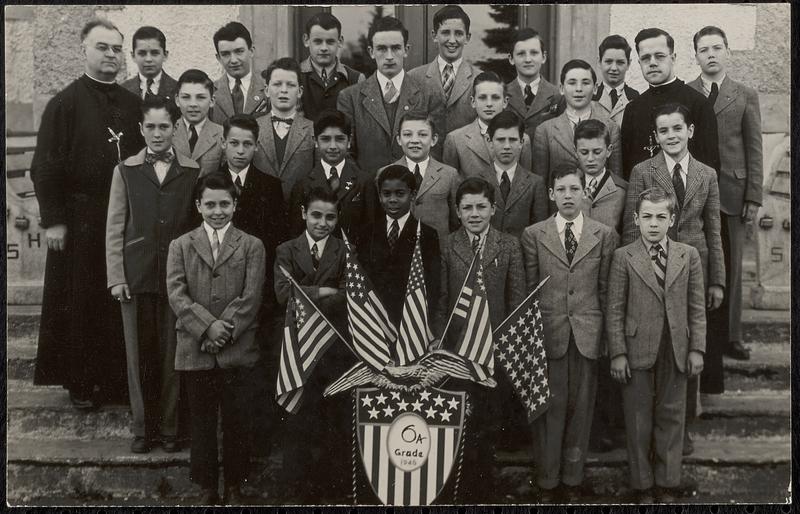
[
  {"xmin": 607, "ymin": 188, "xmax": 706, "ymax": 503},
  {"xmin": 173, "ymin": 69, "xmax": 224, "ymax": 177}
]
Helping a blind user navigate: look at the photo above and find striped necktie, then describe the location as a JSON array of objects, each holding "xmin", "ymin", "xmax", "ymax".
[
  {"xmin": 650, "ymin": 243, "xmax": 667, "ymax": 289},
  {"xmin": 211, "ymin": 230, "xmax": 220, "ymax": 263},
  {"xmin": 442, "ymin": 63, "xmax": 454, "ymax": 99}
]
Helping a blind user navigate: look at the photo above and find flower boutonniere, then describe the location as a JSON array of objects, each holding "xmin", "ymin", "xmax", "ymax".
[{"xmin": 345, "ymin": 179, "xmax": 354, "ymax": 192}]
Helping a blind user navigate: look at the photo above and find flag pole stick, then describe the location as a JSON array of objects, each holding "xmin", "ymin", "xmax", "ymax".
[
  {"xmin": 438, "ymin": 243, "xmax": 482, "ymax": 345},
  {"xmin": 492, "ymin": 275, "xmax": 551, "ymax": 335},
  {"xmin": 278, "ymin": 265, "xmax": 360, "ymax": 360}
]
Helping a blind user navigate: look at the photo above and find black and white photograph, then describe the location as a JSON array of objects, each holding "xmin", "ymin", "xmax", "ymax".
[{"xmin": 4, "ymin": 2, "xmax": 792, "ymax": 506}]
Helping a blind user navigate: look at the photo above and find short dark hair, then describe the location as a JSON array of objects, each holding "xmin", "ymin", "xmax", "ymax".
[
  {"xmin": 574, "ymin": 119, "xmax": 611, "ymax": 147},
  {"xmin": 223, "ymin": 113, "xmax": 259, "ymax": 140},
  {"xmin": 456, "ymin": 177, "xmax": 495, "ymax": 206},
  {"xmin": 314, "ymin": 109, "xmax": 351, "ymax": 138},
  {"xmin": 432, "ymin": 5, "xmax": 471, "ymax": 34},
  {"xmin": 304, "ymin": 186, "xmax": 339, "ymax": 209},
  {"xmin": 213, "ymin": 22, "xmax": 252, "ymax": 53},
  {"xmin": 509, "ymin": 28, "xmax": 546, "ymax": 55},
  {"xmin": 652, "ymin": 102, "xmax": 692, "ymax": 127},
  {"xmin": 368, "ymin": 16, "xmax": 409, "ymax": 47},
  {"xmin": 472, "ymin": 71, "xmax": 506, "ymax": 95},
  {"xmin": 560, "ymin": 59, "xmax": 597, "ymax": 85},
  {"xmin": 693, "ymin": 25, "xmax": 729, "ymax": 52},
  {"xmin": 304, "ymin": 12, "xmax": 342, "ymax": 37},
  {"xmin": 550, "ymin": 164, "xmax": 585, "ymax": 189},
  {"xmin": 636, "ymin": 187, "xmax": 675, "ymax": 215},
  {"xmin": 141, "ymin": 95, "xmax": 180, "ymax": 124},
  {"xmin": 177, "ymin": 68, "xmax": 215, "ymax": 96},
  {"xmin": 487, "ymin": 111, "xmax": 524, "ymax": 140},
  {"xmin": 598, "ymin": 34, "xmax": 632, "ymax": 62},
  {"xmin": 398, "ymin": 113, "xmax": 437, "ymax": 136},
  {"xmin": 262, "ymin": 57, "xmax": 302, "ymax": 84},
  {"xmin": 132, "ymin": 26, "xmax": 166, "ymax": 52},
  {"xmin": 376, "ymin": 164, "xmax": 416, "ymax": 192},
  {"xmin": 634, "ymin": 28, "xmax": 675, "ymax": 54},
  {"xmin": 194, "ymin": 172, "xmax": 239, "ymax": 203},
  {"xmin": 80, "ymin": 18, "xmax": 123, "ymax": 42}
]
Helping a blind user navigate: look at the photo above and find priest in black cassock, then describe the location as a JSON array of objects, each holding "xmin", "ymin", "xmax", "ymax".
[
  {"xmin": 31, "ymin": 19, "xmax": 144, "ymax": 409},
  {"xmin": 620, "ymin": 28, "xmax": 721, "ymax": 180}
]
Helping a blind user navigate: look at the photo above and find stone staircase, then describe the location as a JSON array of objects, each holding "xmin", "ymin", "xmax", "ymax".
[{"xmin": 6, "ymin": 306, "xmax": 791, "ymax": 505}]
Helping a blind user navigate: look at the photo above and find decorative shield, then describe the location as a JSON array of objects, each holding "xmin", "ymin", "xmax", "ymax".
[{"xmin": 355, "ymin": 387, "xmax": 466, "ymax": 506}]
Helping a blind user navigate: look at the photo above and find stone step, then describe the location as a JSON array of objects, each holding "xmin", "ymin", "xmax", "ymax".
[
  {"xmin": 7, "ymin": 436, "xmax": 790, "ymax": 505},
  {"xmin": 700, "ymin": 390, "xmax": 790, "ymax": 418}
]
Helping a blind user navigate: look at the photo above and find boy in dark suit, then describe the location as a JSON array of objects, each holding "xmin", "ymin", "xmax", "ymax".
[
  {"xmin": 622, "ymin": 102, "xmax": 724, "ymax": 456},
  {"xmin": 122, "ymin": 26, "xmax": 178, "ymax": 102},
  {"xmin": 300, "ymin": 12, "xmax": 365, "ymax": 122},
  {"xmin": 106, "ymin": 96, "xmax": 200, "ymax": 454},
  {"xmin": 253, "ymin": 57, "xmax": 316, "ymax": 200},
  {"xmin": 355, "ymin": 165, "xmax": 441, "ymax": 331},
  {"xmin": 173, "ymin": 69, "xmax": 224, "ymax": 177},
  {"xmin": 167, "ymin": 173, "xmax": 266, "ymax": 505},
  {"xmin": 593, "ymin": 35, "xmax": 640, "ymax": 129},
  {"xmin": 274, "ymin": 187, "xmax": 351, "ymax": 503},
  {"xmin": 607, "ymin": 188, "xmax": 706, "ymax": 503},
  {"xmin": 521, "ymin": 165, "xmax": 618, "ymax": 502},
  {"xmin": 505, "ymin": 28, "xmax": 563, "ymax": 146},
  {"xmin": 288, "ymin": 109, "xmax": 374, "ymax": 239},
  {"xmin": 480, "ymin": 111, "xmax": 548, "ymax": 237}
]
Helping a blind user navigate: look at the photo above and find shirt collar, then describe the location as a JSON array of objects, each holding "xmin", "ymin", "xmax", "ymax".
[
  {"xmin": 645, "ymin": 236, "xmax": 669, "ymax": 253},
  {"xmin": 139, "ymin": 71, "xmax": 162, "ymax": 88},
  {"xmin": 377, "ymin": 69, "xmax": 405, "ymax": 97},
  {"xmin": 465, "ymin": 225, "xmax": 490, "ymax": 246},
  {"xmin": 228, "ymin": 70, "xmax": 252, "ymax": 94},
  {"xmin": 587, "ymin": 168, "xmax": 607, "ymax": 186},
  {"xmin": 565, "ymin": 106, "xmax": 591, "ymax": 124},
  {"xmin": 651, "ymin": 76, "xmax": 678, "ymax": 88},
  {"xmin": 494, "ymin": 162, "xmax": 517, "ymax": 182},
  {"xmin": 663, "ymin": 152, "xmax": 691, "ymax": 176},
  {"xmin": 386, "ymin": 211, "xmax": 411, "ymax": 234},
  {"xmin": 700, "ymin": 74, "xmax": 726, "ymax": 93},
  {"xmin": 321, "ymin": 159, "xmax": 346, "ymax": 178},
  {"xmin": 270, "ymin": 109, "xmax": 296, "ymax": 120},
  {"xmin": 184, "ymin": 117, "xmax": 207, "ymax": 134},
  {"xmin": 555, "ymin": 211, "xmax": 584, "ymax": 235},
  {"xmin": 203, "ymin": 221, "xmax": 231, "ymax": 244},
  {"xmin": 84, "ymin": 73, "xmax": 116, "ymax": 85},
  {"xmin": 477, "ymin": 118, "xmax": 489, "ymax": 135},
  {"xmin": 229, "ymin": 165, "xmax": 250, "ymax": 184},
  {"xmin": 437, "ymin": 55, "xmax": 462, "ymax": 76},
  {"xmin": 517, "ymin": 76, "xmax": 541, "ymax": 95},
  {"xmin": 406, "ymin": 156, "xmax": 430, "ymax": 177},
  {"xmin": 602, "ymin": 81, "xmax": 625, "ymax": 95},
  {"xmin": 146, "ymin": 146, "xmax": 174, "ymax": 158},
  {"xmin": 305, "ymin": 230, "xmax": 329, "ymax": 255}
]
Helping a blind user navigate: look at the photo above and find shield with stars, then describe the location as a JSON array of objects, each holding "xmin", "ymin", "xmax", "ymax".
[{"xmin": 355, "ymin": 387, "xmax": 466, "ymax": 506}]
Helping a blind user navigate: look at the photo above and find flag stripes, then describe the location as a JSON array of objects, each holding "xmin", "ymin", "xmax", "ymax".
[
  {"xmin": 448, "ymin": 260, "xmax": 494, "ymax": 379},
  {"xmin": 396, "ymin": 240, "xmax": 433, "ymax": 365}
]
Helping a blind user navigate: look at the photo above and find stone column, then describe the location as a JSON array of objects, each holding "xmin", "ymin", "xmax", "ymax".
[{"xmin": 552, "ymin": 4, "xmax": 611, "ymax": 85}]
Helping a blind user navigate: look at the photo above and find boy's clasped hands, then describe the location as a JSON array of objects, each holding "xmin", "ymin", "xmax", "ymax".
[{"xmin": 201, "ymin": 320, "xmax": 235, "ymax": 354}]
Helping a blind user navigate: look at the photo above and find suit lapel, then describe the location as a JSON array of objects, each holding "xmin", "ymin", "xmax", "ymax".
[
  {"xmin": 506, "ymin": 80, "xmax": 527, "ymax": 119},
  {"xmin": 260, "ymin": 121, "xmax": 278, "ymax": 172},
  {"xmin": 481, "ymin": 227, "xmax": 501, "ymax": 267},
  {"xmin": 465, "ymin": 120, "xmax": 492, "ymax": 165},
  {"xmin": 293, "ymin": 235, "xmax": 317, "ymax": 277},
  {"xmin": 280, "ymin": 117, "xmax": 308, "ymax": 174},
  {"xmin": 504, "ymin": 168, "xmax": 533, "ymax": 211},
  {"xmin": 317, "ymin": 237, "xmax": 341, "ymax": 276},
  {"xmin": 448, "ymin": 61, "xmax": 473, "ymax": 108},
  {"xmin": 528, "ymin": 79, "xmax": 558, "ymax": 118},
  {"xmin": 173, "ymin": 122, "xmax": 191, "ymax": 157},
  {"xmin": 190, "ymin": 227, "xmax": 215, "ymax": 270},
  {"xmin": 541, "ymin": 219, "xmax": 570, "ymax": 267},
  {"xmin": 612, "ymin": 88, "xmax": 631, "ymax": 119},
  {"xmin": 714, "ymin": 76, "xmax": 738, "ymax": 115},
  {"xmin": 452, "ymin": 228, "xmax": 474, "ymax": 267},
  {"xmin": 139, "ymin": 162, "xmax": 162, "ymax": 188},
  {"xmin": 629, "ymin": 239, "xmax": 665, "ymax": 299},
  {"xmin": 418, "ymin": 159, "xmax": 443, "ymax": 198},
  {"xmin": 683, "ymin": 156, "xmax": 704, "ymax": 206},
  {"xmin": 245, "ymin": 74, "xmax": 267, "ymax": 114},
  {"xmin": 664, "ymin": 241, "xmax": 687, "ymax": 291},
  {"xmin": 361, "ymin": 75, "xmax": 392, "ymax": 137},
  {"xmin": 337, "ymin": 162, "xmax": 358, "ymax": 201},
  {"xmin": 552, "ymin": 113, "xmax": 576, "ymax": 155},
  {"xmin": 192, "ymin": 122, "xmax": 218, "ymax": 159},
  {"xmin": 214, "ymin": 77, "xmax": 234, "ymax": 119},
  {"xmin": 393, "ymin": 76, "xmax": 421, "ymax": 136},
  {"xmin": 592, "ymin": 173, "xmax": 618, "ymax": 204},
  {"xmin": 159, "ymin": 158, "xmax": 183, "ymax": 188},
  {"xmin": 570, "ymin": 219, "xmax": 600, "ymax": 267},
  {"xmin": 651, "ymin": 153, "xmax": 675, "ymax": 198},
  {"xmin": 214, "ymin": 226, "xmax": 241, "ymax": 269}
]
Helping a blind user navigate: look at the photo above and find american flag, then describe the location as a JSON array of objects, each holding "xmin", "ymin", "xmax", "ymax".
[
  {"xmin": 396, "ymin": 238, "xmax": 433, "ymax": 365},
  {"xmin": 494, "ymin": 288, "xmax": 550, "ymax": 421},
  {"xmin": 345, "ymin": 245, "xmax": 396, "ymax": 371},
  {"xmin": 275, "ymin": 287, "xmax": 339, "ymax": 413},
  {"xmin": 448, "ymin": 257, "xmax": 494, "ymax": 381}
]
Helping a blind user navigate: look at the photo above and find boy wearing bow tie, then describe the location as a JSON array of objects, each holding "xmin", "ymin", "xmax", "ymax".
[{"xmin": 106, "ymin": 96, "xmax": 201, "ymax": 454}]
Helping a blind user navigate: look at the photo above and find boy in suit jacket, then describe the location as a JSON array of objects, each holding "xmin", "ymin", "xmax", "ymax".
[
  {"xmin": 106, "ymin": 97, "xmax": 200, "ymax": 454},
  {"xmin": 337, "ymin": 16, "xmax": 445, "ymax": 174},
  {"xmin": 274, "ymin": 187, "xmax": 351, "ymax": 502},
  {"xmin": 533, "ymin": 59, "xmax": 621, "ymax": 196},
  {"xmin": 167, "ymin": 173, "xmax": 266, "ymax": 505},
  {"xmin": 437, "ymin": 177, "xmax": 526, "ymax": 503},
  {"xmin": 289, "ymin": 109, "xmax": 374, "ymax": 239},
  {"xmin": 173, "ymin": 69, "xmax": 224, "ymax": 177},
  {"xmin": 505, "ymin": 28, "xmax": 564, "ymax": 147},
  {"xmin": 382, "ymin": 113, "xmax": 460, "ymax": 241},
  {"xmin": 408, "ymin": 6, "xmax": 479, "ymax": 138},
  {"xmin": 482, "ymin": 111, "xmax": 548, "ymax": 237},
  {"xmin": 622, "ymin": 103, "xmax": 724, "ymax": 456},
  {"xmin": 593, "ymin": 35, "xmax": 640, "ymax": 129},
  {"xmin": 607, "ymin": 188, "xmax": 706, "ymax": 503},
  {"xmin": 690, "ymin": 25, "xmax": 763, "ymax": 367},
  {"xmin": 299, "ymin": 12, "xmax": 365, "ymax": 122},
  {"xmin": 576, "ymin": 119, "xmax": 628, "ymax": 234},
  {"xmin": 521, "ymin": 166, "xmax": 618, "ymax": 502},
  {"xmin": 442, "ymin": 71, "xmax": 533, "ymax": 177},
  {"xmin": 122, "ymin": 26, "xmax": 178, "ymax": 102},
  {"xmin": 253, "ymin": 57, "xmax": 316, "ymax": 200},
  {"xmin": 355, "ymin": 165, "xmax": 442, "ymax": 331},
  {"xmin": 209, "ymin": 22, "xmax": 269, "ymax": 125}
]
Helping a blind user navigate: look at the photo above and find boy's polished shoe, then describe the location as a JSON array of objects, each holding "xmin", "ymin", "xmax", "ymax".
[
  {"xmin": 161, "ymin": 436, "xmax": 180, "ymax": 453},
  {"xmin": 130, "ymin": 436, "xmax": 150, "ymax": 454},
  {"xmin": 725, "ymin": 341, "xmax": 751, "ymax": 361},
  {"xmin": 199, "ymin": 488, "xmax": 220, "ymax": 505},
  {"xmin": 69, "ymin": 391, "xmax": 97, "ymax": 411}
]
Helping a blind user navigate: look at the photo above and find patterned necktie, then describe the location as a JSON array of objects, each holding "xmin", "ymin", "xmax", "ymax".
[
  {"xmin": 145, "ymin": 151, "xmax": 174, "ymax": 165},
  {"xmin": 442, "ymin": 63, "xmax": 454, "ymax": 99},
  {"xmin": 707, "ymin": 81, "xmax": 719, "ymax": 106},
  {"xmin": 564, "ymin": 221, "xmax": 578, "ymax": 264},
  {"xmin": 471, "ymin": 234, "xmax": 481, "ymax": 254},
  {"xmin": 586, "ymin": 177, "xmax": 598, "ymax": 200},
  {"xmin": 329, "ymin": 165, "xmax": 340, "ymax": 192},
  {"xmin": 524, "ymin": 84, "xmax": 535, "ymax": 107},
  {"xmin": 234, "ymin": 175, "xmax": 243, "ymax": 195},
  {"xmin": 414, "ymin": 164, "xmax": 423, "ymax": 190},
  {"xmin": 387, "ymin": 220, "xmax": 400, "ymax": 251},
  {"xmin": 609, "ymin": 87, "xmax": 619, "ymax": 108},
  {"xmin": 311, "ymin": 243, "xmax": 320, "ymax": 270},
  {"xmin": 384, "ymin": 79, "xmax": 398, "ymax": 104},
  {"xmin": 189, "ymin": 124, "xmax": 199, "ymax": 154},
  {"xmin": 500, "ymin": 171, "xmax": 511, "ymax": 202},
  {"xmin": 232, "ymin": 78, "xmax": 244, "ymax": 114},
  {"xmin": 211, "ymin": 230, "xmax": 220, "ymax": 263},
  {"xmin": 145, "ymin": 77, "xmax": 156, "ymax": 100},
  {"xmin": 650, "ymin": 243, "xmax": 667, "ymax": 289},
  {"xmin": 672, "ymin": 163, "xmax": 685, "ymax": 208},
  {"xmin": 321, "ymin": 67, "xmax": 329, "ymax": 88}
]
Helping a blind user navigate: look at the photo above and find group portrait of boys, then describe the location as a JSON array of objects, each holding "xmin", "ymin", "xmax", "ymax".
[{"xmin": 30, "ymin": 4, "xmax": 763, "ymax": 506}]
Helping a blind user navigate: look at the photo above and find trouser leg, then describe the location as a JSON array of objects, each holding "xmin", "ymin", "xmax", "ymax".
[{"xmin": 186, "ymin": 369, "xmax": 221, "ymax": 489}]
